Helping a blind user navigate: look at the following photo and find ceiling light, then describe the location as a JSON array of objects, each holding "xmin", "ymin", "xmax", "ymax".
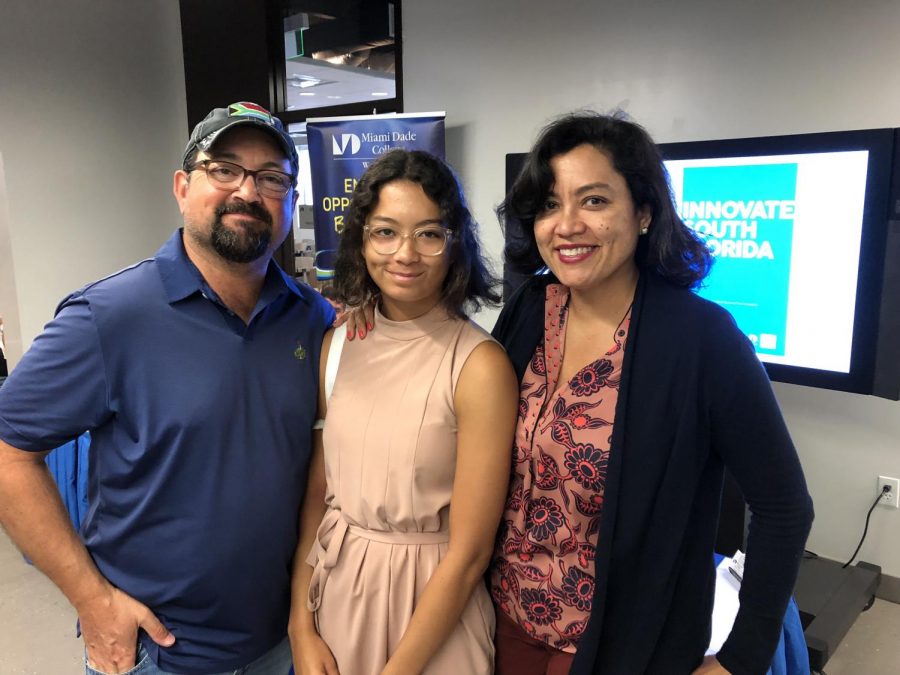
[
  {"xmin": 299, "ymin": 92, "xmax": 316, "ymax": 97},
  {"xmin": 289, "ymin": 75, "xmax": 322, "ymax": 88},
  {"xmin": 371, "ymin": 92, "xmax": 389, "ymax": 97},
  {"xmin": 327, "ymin": 95, "xmax": 342, "ymax": 100}
]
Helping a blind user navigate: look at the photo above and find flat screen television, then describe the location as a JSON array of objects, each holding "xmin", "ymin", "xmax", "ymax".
[{"xmin": 505, "ymin": 128, "xmax": 900, "ymax": 399}]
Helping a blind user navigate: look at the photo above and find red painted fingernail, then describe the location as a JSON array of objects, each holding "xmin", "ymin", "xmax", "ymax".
[
  {"xmin": 358, "ymin": 329, "xmax": 364, "ymax": 338},
  {"xmin": 367, "ymin": 322, "xmax": 374, "ymax": 331}
]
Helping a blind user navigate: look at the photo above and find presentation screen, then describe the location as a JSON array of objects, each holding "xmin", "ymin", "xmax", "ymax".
[
  {"xmin": 664, "ymin": 151, "xmax": 868, "ymax": 373},
  {"xmin": 659, "ymin": 128, "xmax": 895, "ymax": 395}
]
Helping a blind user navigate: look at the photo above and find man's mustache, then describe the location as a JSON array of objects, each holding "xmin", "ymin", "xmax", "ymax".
[{"xmin": 216, "ymin": 202, "xmax": 273, "ymax": 226}]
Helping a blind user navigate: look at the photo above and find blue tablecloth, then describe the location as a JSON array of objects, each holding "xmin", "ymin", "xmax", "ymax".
[
  {"xmin": 45, "ymin": 432, "xmax": 90, "ymax": 530},
  {"xmin": 770, "ymin": 596, "xmax": 808, "ymax": 675}
]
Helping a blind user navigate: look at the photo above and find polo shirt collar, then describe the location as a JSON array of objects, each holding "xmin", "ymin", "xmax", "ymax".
[{"xmin": 156, "ymin": 229, "xmax": 309, "ymax": 306}]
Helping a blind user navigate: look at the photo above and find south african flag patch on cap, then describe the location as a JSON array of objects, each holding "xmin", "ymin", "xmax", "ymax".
[{"xmin": 228, "ymin": 102, "xmax": 275, "ymax": 125}]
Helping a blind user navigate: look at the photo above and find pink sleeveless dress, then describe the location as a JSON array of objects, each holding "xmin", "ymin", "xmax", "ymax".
[{"xmin": 307, "ymin": 304, "xmax": 496, "ymax": 674}]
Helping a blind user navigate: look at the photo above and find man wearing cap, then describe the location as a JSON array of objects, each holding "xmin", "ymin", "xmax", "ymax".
[{"xmin": 0, "ymin": 102, "xmax": 334, "ymax": 674}]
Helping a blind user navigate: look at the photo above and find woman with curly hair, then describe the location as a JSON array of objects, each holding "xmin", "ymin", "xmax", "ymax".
[
  {"xmin": 289, "ymin": 149, "xmax": 518, "ymax": 675},
  {"xmin": 489, "ymin": 113, "xmax": 813, "ymax": 675}
]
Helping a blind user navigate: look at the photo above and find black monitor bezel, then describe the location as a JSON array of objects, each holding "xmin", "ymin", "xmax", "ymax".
[{"xmin": 661, "ymin": 129, "xmax": 895, "ymax": 395}]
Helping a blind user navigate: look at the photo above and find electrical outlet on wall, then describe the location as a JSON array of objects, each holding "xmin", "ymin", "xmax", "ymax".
[{"xmin": 877, "ymin": 476, "xmax": 900, "ymax": 508}]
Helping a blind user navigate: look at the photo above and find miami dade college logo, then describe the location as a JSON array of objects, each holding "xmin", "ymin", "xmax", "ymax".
[{"xmin": 332, "ymin": 133, "xmax": 361, "ymax": 156}]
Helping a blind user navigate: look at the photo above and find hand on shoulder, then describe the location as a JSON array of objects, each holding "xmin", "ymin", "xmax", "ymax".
[{"xmin": 332, "ymin": 299, "xmax": 376, "ymax": 341}]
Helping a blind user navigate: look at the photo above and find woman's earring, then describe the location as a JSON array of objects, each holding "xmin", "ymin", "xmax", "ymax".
[{"xmin": 640, "ymin": 226, "xmax": 649, "ymax": 236}]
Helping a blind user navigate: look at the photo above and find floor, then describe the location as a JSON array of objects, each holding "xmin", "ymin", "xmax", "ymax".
[
  {"xmin": 0, "ymin": 530, "xmax": 82, "ymax": 674},
  {"xmin": 1, "ymin": 530, "xmax": 898, "ymax": 674}
]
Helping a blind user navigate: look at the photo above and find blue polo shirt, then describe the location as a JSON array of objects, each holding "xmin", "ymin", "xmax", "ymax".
[{"xmin": 0, "ymin": 230, "xmax": 334, "ymax": 673}]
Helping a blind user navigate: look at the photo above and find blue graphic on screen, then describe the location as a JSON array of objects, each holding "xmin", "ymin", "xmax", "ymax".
[{"xmin": 681, "ymin": 163, "xmax": 797, "ymax": 356}]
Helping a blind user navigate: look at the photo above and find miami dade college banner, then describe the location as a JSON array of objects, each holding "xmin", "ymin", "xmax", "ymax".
[{"xmin": 306, "ymin": 112, "xmax": 445, "ymax": 270}]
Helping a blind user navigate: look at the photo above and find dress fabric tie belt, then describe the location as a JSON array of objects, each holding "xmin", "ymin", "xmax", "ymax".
[{"xmin": 307, "ymin": 507, "xmax": 450, "ymax": 611}]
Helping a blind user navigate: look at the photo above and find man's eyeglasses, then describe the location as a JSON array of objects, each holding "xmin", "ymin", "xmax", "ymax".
[
  {"xmin": 364, "ymin": 225, "xmax": 453, "ymax": 256},
  {"xmin": 190, "ymin": 159, "xmax": 294, "ymax": 199}
]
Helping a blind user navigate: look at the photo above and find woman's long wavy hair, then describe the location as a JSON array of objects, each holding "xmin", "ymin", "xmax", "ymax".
[
  {"xmin": 499, "ymin": 111, "xmax": 713, "ymax": 288},
  {"xmin": 334, "ymin": 149, "xmax": 500, "ymax": 317}
]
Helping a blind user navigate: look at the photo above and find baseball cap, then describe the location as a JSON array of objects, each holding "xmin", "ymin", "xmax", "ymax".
[{"xmin": 182, "ymin": 102, "xmax": 299, "ymax": 179}]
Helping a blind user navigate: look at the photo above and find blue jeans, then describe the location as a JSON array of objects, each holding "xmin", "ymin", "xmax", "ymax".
[{"xmin": 85, "ymin": 637, "xmax": 291, "ymax": 675}]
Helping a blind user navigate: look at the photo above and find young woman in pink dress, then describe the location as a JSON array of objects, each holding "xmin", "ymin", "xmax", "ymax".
[{"xmin": 289, "ymin": 150, "xmax": 518, "ymax": 675}]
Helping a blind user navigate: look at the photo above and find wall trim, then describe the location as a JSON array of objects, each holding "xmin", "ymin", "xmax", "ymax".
[{"xmin": 876, "ymin": 571, "xmax": 900, "ymax": 604}]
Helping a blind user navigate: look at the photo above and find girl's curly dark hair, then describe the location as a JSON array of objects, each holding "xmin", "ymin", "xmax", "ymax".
[{"xmin": 334, "ymin": 149, "xmax": 500, "ymax": 317}]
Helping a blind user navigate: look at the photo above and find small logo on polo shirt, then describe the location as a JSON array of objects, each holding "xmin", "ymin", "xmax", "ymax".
[{"xmin": 294, "ymin": 342, "xmax": 307, "ymax": 360}]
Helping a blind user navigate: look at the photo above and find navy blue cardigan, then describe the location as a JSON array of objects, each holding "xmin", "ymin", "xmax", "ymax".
[{"xmin": 491, "ymin": 272, "xmax": 813, "ymax": 675}]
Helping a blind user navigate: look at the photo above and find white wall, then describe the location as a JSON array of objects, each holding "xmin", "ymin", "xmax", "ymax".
[
  {"xmin": 404, "ymin": 0, "xmax": 900, "ymax": 576},
  {"xmin": 0, "ymin": 157, "xmax": 23, "ymax": 365},
  {"xmin": 0, "ymin": 0, "xmax": 187, "ymax": 363}
]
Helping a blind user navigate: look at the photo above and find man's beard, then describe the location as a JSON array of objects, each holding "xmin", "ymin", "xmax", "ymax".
[{"xmin": 210, "ymin": 202, "xmax": 274, "ymax": 263}]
